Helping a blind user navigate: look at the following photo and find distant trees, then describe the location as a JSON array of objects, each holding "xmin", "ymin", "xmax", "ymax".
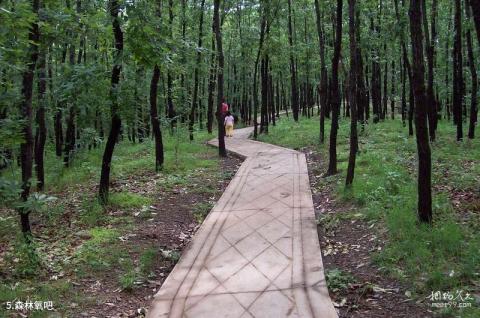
[{"xmin": 2, "ymin": 0, "xmax": 480, "ymax": 236}]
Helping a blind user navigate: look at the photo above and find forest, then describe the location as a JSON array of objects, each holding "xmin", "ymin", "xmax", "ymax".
[{"xmin": 0, "ymin": 0, "xmax": 479, "ymax": 317}]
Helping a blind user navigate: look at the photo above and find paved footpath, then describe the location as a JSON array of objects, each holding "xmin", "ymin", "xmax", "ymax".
[{"xmin": 147, "ymin": 126, "xmax": 338, "ymax": 318}]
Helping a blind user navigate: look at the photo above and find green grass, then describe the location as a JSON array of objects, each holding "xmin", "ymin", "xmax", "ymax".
[
  {"xmin": 108, "ymin": 192, "xmax": 152, "ymax": 209},
  {"xmin": 260, "ymin": 116, "xmax": 480, "ymax": 316}
]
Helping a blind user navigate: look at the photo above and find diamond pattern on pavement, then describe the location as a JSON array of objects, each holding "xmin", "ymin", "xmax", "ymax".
[{"xmin": 147, "ymin": 126, "xmax": 338, "ymax": 318}]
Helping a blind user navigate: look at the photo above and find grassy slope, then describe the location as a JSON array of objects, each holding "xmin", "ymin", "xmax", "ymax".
[
  {"xmin": 0, "ymin": 126, "xmax": 226, "ymax": 317},
  {"xmin": 259, "ymin": 116, "xmax": 480, "ymax": 317}
]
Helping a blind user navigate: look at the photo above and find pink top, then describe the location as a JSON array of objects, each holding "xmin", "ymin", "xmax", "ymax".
[
  {"xmin": 224, "ymin": 115, "xmax": 234, "ymax": 126},
  {"xmin": 221, "ymin": 103, "xmax": 229, "ymax": 113}
]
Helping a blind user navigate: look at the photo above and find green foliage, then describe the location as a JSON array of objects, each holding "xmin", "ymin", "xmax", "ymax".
[
  {"xmin": 108, "ymin": 192, "xmax": 152, "ymax": 209},
  {"xmin": 193, "ymin": 202, "xmax": 214, "ymax": 223},
  {"xmin": 80, "ymin": 197, "xmax": 107, "ymax": 226},
  {"xmin": 75, "ymin": 227, "xmax": 126, "ymax": 273},
  {"xmin": 6, "ymin": 238, "xmax": 42, "ymax": 278},
  {"xmin": 325, "ymin": 269, "xmax": 355, "ymax": 293},
  {"xmin": 139, "ymin": 247, "xmax": 158, "ymax": 276}
]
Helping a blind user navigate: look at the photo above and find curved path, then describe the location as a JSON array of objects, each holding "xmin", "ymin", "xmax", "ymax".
[{"xmin": 147, "ymin": 125, "xmax": 337, "ymax": 318}]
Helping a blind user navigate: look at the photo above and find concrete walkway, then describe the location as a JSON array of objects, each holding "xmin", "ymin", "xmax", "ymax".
[{"xmin": 147, "ymin": 126, "xmax": 337, "ymax": 318}]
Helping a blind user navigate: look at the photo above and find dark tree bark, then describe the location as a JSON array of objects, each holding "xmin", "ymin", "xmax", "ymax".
[
  {"xmin": 253, "ymin": 5, "xmax": 267, "ymax": 139},
  {"xmin": 34, "ymin": 48, "xmax": 47, "ymax": 191},
  {"xmin": 401, "ymin": 56, "xmax": 407, "ymax": 125},
  {"xmin": 167, "ymin": 0, "xmax": 176, "ymax": 133},
  {"xmin": 213, "ymin": 0, "xmax": 226, "ymax": 157},
  {"xmin": 466, "ymin": 2, "xmax": 478, "ymax": 139},
  {"xmin": 409, "ymin": 0, "xmax": 432, "ymax": 224},
  {"xmin": 287, "ymin": 0, "xmax": 299, "ymax": 121},
  {"xmin": 346, "ymin": 0, "xmax": 358, "ymax": 186},
  {"xmin": 383, "ymin": 54, "xmax": 388, "ymax": 119},
  {"xmin": 394, "ymin": 0, "xmax": 414, "ymax": 135},
  {"xmin": 327, "ymin": 0, "xmax": 343, "ymax": 176},
  {"xmin": 391, "ymin": 60, "xmax": 395, "ymax": 120},
  {"xmin": 189, "ymin": 0, "xmax": 206, "ymax": 141},
  {"xmin": 54, "ymin": 46, "xmax": 66, "ymax": 157},
  {"xmin": 355, "ymin": 7, "xmax": 367, "ymax": 130},
  {"xmin": 314, "ymin": 0, "xmax": 328, "ymax": 143},
  {"xmin": 207, "ymin": 33, "xmax": 216, "ymax": 134},
  {"xmin": 150, "ymin": 64, "xmax": 164, "ymax": 171},
  {"xmin": 135, "ymin": 67, "xmax": 145, "ymax": 143},
  {"xmin": 453, "ymin": 0, "xmax": 464, "ymax": 141},
  {"xmin": 64, "ymin": 43, "xmax": 76, "ymax": 167},
  {"xmin": 469, "ymin": 0, "xmax": 480, "ymax": 46},
  {"xmin": 19, "ymin": 0, "xmax": 40, "ymax": 238},
  {"xmin": 422, "ymin": 0, "xmax": 438, "ymax": 141},
  {"xmin": 260, "ymin": 54, "xmax": 270, "ymax": 134},
  {"xmin": 99, "ymin": 0, "xmax": 124, "ymax": 203},
  {"xmin": 370, "ymin": 18, "xmax": 382, "ymax": 123}
]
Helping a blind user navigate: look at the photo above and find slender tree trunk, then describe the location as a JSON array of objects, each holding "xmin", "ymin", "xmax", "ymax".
[
  {"xmin": 466, "ymin": 2, "xmax": 478, "ymax": 139},
  {"xmin": 19, "ymin": 0, "xmax": 40, "ymax": 238},
  {"xmin": 207, "ymin": 33, "xmax": 216, "ymax": 134},
  {"xmin": 253, "ymin": 5, "xmax": 267, "ymax": 139},
  {"xmin": 422, "ymin": 0, "xmax": 438, "ymax": 141},
  {"xmin": 391, "ymin": 60, "xmax": 395, "ymax": 120},
  {"xmin": 213, "ymin": 0, "xmax": 226, "ymax": 157},
  {"xmin": 346, "ymin": 0, "xmax": 358, "ymax": 186},
  {"xmin": 287, "ymin": 0, "xmax": 299, "ymax": 121},
  {"xmin": 99, "ymin": 0, "xmax": 123, "ymax": 203},
  {"xmin": 327, "ymin": 0, "xmax": 343, "ymax": 176},
  {"xmin": 394, "ymin": 0, "xmax": 414, "ymax": 135},
  {"xmin": 64, "ymin": 44, "xmax": 76, "ymax": 167},
  {"xmin": 469, "ymin": 0, "xmax": 480, "ymax": 46},
  {"xmin": 167, "ymin": 0, "xmax": 176, "ymax": 133},
  {"xmin": 453, "ymin": 0, "xmax": 464, "ymax": 141},
  {"xmin": 34, "ymin": 48, "xmax": 47, "ymax": 191},
  {"xmin": 409, "ymin": 0, "xmax": 432, "ymax": 224},
  {"xmin": 314, "ymin": 0, "xmax": 328, "ymax": 143},
  {"xmin": 150, "ymin": 64, "xmax": 164, "ymax": 171},
  {"xmin": 189, "ymin": 0, "xmax": 206, "ymax": 141}
]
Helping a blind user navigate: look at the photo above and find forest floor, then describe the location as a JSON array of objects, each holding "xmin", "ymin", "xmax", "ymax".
[
  {"xmin": 258, "ymin": 116, "xmax": 480, "ymax": 318},
  {"xmin": 0, "ymin": 128, "xmax": 242, "ymax": 317}
]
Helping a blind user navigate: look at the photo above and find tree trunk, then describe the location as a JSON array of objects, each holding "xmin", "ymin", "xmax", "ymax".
[
  {"xmin": 19, "ymin": 0, "xmax": 40, "ymax": 238},
  {"xmin": 453, "ymin": 0, "xmax": 464, "ymax": 141},
  {"xmin": 150, "ymin": 64, "xmax": 164, "ymax": 171},
  {"xmin": 34, "ymin": 48, "xmax": 47, "ymax": 191},
  {"xmin": 189, "ymin": 0, "xmax": 206, "ymax": 141},
  {"xmin": 99, "ymin": 0, "xmax": 123, "ymax": 203},
  {"xmin": 466, "ymin": 2, "xmax": 478, "ymax": 139},
  {"xmin": 469, "ymin": 0, "xmax": 480, "ymax": 46},
  {"xmin": 64, "ymin": 44, "xmax": 76, "ymax": 167},
  {"xmin": 207, "ymin": 33, "xmax": 216, "ymax": 134},
  {"xmin": 409, "ymin": 0, "xmax": 432, "ymax": 224},
  {"xmin": 346, "ymin": 0, "xmax": 358, "ymax": 186},
  {"xmin": 167, "ymin": 0, "xmax": 176, "ymax": 133},
  {"xmin": 422, "ymin": 0, "xmax": 438, "ymax": 141},
  {"xmin": 287, "ymin": 0, "xmax": 299, "ymax": 121},
  {"xmin": 327, "ymin": 0, "xmax": 343, "ymax": 176},
  {"xmin": 213, "ymin": 0, "xmax": 226, "ymax": 157},
  {"xmin": 253, "ymin": 5, "xmax": 267, "ymax": 139},
  {"xmin": 315, "ymin": 0, "xmax": 328, "ymax": 143}
]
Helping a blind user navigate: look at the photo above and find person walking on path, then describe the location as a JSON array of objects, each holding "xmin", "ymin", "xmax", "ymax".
[
  {"xmin": 224, "ymin": 111, "xmax": 235, "ymax": 137},
  {"xmin": 221, "ymin": 98, "xmax": 229, "ymax": 116}
]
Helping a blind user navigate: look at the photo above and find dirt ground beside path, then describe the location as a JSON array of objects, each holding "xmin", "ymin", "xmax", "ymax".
[
  {"xmin": 305, "ymin": 148, "xmax": 433, "ymax": 318},
  {"xmin": 73, "ymin": 156, "xmax": 242, "ymax": 318}
]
